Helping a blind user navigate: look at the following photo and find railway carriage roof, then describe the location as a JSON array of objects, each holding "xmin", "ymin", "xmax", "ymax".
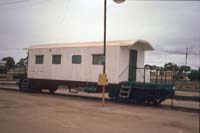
[{"xmin": 27, "ymin": 40, "xmax": 154, "ymax": 50}]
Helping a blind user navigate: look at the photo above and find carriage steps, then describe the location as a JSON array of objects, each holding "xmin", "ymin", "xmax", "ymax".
[{"xmin": 119, "ymin": 83, "xmax": 132, "ymax": 98}]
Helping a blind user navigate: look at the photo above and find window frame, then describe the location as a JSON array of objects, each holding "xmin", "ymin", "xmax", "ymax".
[
  {"xmin": 52, "ymin": 55, "xmax": 61, "ymax": 64},
  {"xmin": 92, "ymin": 54, "xmax": 104, "ymax": 65},
  {"xmin": 35, "ymin": 55, "xmax": 44, "ymax": 64},
  {"xmin": 72, "ymin": 55, "xmax": 82, "ymax": 64}
]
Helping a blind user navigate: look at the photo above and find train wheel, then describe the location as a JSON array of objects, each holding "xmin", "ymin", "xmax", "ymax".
[
  {"xmin": 49, "ymin": 88, "xmax": 57, "ymax": 94},
  {"xmin": 152, "ymin": 99, "xmax": 162, "ymax": 105},
  {"xmin": 19, "ymin": 79, "xmax": 29, "ymax": 92}
]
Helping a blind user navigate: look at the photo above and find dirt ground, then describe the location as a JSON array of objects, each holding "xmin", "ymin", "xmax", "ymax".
[{"xmin": 0, "ymin": 89, "xmax": 199, "ymax": 133}]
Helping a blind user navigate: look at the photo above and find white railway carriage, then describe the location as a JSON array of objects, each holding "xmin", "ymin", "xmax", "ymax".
[
  {"xmin": 21, "ymin": 40, "xmax": 153, "ymax": 93},
  {"xmin": 19, "ymin": 40, "xmax": 175, "ymax": 105}
]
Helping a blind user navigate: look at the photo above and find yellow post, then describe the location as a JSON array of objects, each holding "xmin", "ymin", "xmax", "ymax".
[
  {"xmin": 171, "ymin": 97, "xmax": 174, "ymax": 107},
  {"xmin": 102, "ymin": 85, "xmax": 105, "ymax": 106},
  {"xmin": 98, "ymin": 73, "xmax": 107, "ymax": 107}
]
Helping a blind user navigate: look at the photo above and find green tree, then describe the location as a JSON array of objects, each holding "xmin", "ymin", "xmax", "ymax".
[
  {"xmin": 180, "ymin": 65, "xmax": 191, "ymax": 73},
  {"xmin": 164, "ymin": 62, "xmax": 179, "ymax": 72},
  {"xmin": 144, "ymin": 64, "xmax": 151, "ymax": 69},
  {"xmin": 2, "ymin": 57, "xmax": 15, "ymax": 69},
  {"xmin": 16, "ymin": 58, "xmax": 27, "ymax": 72},
  {"xmin": 188, "ymin": 70, "xmax": 200, "ymax": 81},
  {"xmin": 144, "ymin": 64, "xmax": 160, "ymax": 70},
  {"xmin": 17, "ymin": 58, "xmax": 26, "ymax": 66}
]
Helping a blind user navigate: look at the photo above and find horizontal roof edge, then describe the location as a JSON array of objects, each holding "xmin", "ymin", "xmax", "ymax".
[{"xmin": 27, "ymin": 40, "xmax": 154, "ymax": 50}]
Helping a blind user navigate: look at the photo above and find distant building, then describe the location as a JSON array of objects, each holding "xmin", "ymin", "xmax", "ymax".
[
  {"xmin": 0, "ymin": 60, "xmax": 7, "ymax": 75},
  {"xmin": 0, "ymin": 60, "xmax": 6, "ymax": 67}
]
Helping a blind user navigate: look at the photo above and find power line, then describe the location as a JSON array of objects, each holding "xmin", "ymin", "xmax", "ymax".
[
  {"xmin": 0, "ymin": 0, "xmax": 50, "ymax": 9},
  {"xmin": 161, "ymin": 49, "xmax": 199, "ymax": 55},
  {"xmin": 0, "ymin": 0, "xmax": 30, "ymax": 6}
]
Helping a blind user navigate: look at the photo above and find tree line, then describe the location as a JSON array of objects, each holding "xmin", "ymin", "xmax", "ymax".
[
  {"xmin": 0, "ymin": 56, "xmax": 27, "ymax": 74},
  {"xmin": 145, "ymin": 63, "xmax": 200, "ymax": 81}
]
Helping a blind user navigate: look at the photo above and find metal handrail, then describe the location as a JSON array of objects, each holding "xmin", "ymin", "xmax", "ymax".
[{"xmin": 119, "ymin": 66, "xmax": 174, "ymax": 85}]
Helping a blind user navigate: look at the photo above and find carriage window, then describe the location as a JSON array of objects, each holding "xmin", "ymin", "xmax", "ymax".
[
  {"xmin": 52, "ymin": 55, "xmax": 61, "ymax": 64},
  {"xmin": 35, "ymin": 55, "xmax": 44, "ymax": 64},
  {"xmin": 72, "ymin": 55, "xmax": 81, "ymax": 64},
  {"xmin": 92, "ymin": 54, "xmax": 104, "ymax": 65}
]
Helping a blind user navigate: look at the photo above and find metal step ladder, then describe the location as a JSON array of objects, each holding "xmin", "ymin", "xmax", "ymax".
[{"xmin": 119, "ymin": 83, "xmax": 132, "ymax": 98}]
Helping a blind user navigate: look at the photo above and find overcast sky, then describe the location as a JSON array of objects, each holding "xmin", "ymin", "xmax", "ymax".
[{"xmin": 0, "ymin": 0, "xmax": 199, "ymax": 69}]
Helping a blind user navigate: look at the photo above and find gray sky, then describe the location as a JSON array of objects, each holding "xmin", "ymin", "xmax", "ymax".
[{"xmin": 0, "ymin": 0, "xmax": 200, "ymax": 69}]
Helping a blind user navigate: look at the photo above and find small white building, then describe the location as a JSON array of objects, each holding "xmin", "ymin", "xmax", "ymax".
[
  {"xmin": 27, "ymin": 40, "xmax": 153, "ymax": 86},
  {"xmin": 0, "ymin": 60, "xmax": 6, "ymax": 67}
]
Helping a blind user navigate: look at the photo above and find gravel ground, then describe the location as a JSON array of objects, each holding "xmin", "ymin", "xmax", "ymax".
[{"xmin": 0, "ymin": 89, "xmax": 199, "ymax": 133}]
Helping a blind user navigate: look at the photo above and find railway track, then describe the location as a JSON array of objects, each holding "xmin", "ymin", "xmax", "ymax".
[{"xmin": 0, "ymin": 86, "xmax": 199, "ymax": 114}]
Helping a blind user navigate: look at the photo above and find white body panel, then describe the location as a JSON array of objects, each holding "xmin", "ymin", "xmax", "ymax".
[{"xmin": 27, "ymin": 40, "xmax": 153, "ymax": 84}]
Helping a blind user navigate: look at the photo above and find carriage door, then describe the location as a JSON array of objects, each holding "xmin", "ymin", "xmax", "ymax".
[{"xmin": 128, "ymin": 50, "xmax": 137, "ymax": 82}]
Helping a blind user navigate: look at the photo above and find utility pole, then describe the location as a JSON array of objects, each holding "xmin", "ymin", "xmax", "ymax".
[
  {"xmin": 184, "ymin": 48, "xmax": 188, "ymax": 80},
  {"xmin": 103, "ymin": 0, "xmax": 107, "ymax": 74},
  {"xmin": 102, "ymin": 0, "xmax": 107, "ymax": 107},
  {"xmin": 185, "ymin": 48, "xmax": 188, "ymax": 66},
  {"xmin": 101, "ymin": 0, "xmax": 126, "ymax": 106}
]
